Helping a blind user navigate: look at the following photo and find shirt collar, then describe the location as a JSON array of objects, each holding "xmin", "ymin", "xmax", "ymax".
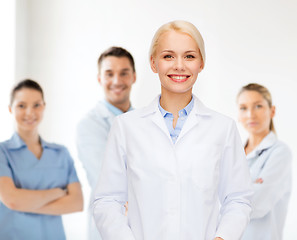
[
  {"xmin": 246, "ymin": 131, "xmax": 277, "ymax": 158},
  {"xmin": 40, "ymin": 138, "xmax": 55, "ymax": 149},
  {"xmin": 158, "ymin": 95, "xmax": 194, "ymax": 117},
  {"xmin": 140, "ymin": 94, "xmax": 212, "ymax": 118},
  {"xmin": 6, "ymin": 132, "xmax": 58, "ymax": 150},
  {"xmin": 103, "ymin": 99, "xmax": 133, "ymax": 116},
  {"xmin": 6, "ymin": 133, "xmax": 27, "ymax": 149}
]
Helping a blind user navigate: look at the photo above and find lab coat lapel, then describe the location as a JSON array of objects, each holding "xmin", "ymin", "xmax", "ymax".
[
  {"xmin": 96, "ymin": 101, "xmax": 116, "ymax": 127},
  {"xmin": 106, "ymin": 114, "xmax": 114, "ymax": 127},
  {"xmin": 142, "ymin": 96, "xmax": 172, "ymax": 142},
  {"xmin": 151, "ymin": 110, "xmax": 171, "ymax": 139},
  {"xmin": 177, "ymin": 110, "xmax": 200, "ymax": 142},
  {"xmin": 177, "ymin": 96, "xmax": 212, "ymax": 143}
]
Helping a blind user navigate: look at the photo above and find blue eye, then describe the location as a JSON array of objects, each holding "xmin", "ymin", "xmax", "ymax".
[
  {"xmin": 186, "ymin": 55, "xmax": 195, "ymax": 59},
  {"xmin": 164, "ymin": 55, "xmax": 173, "ymax": 59},
  {"xmin": 255, "ymin": 105, "xmax": 263, "ymax": 109}
]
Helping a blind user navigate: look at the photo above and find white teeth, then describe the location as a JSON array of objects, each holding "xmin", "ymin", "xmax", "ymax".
[
  {"xmin": 110, "ymin": 86, "xmax": 125, "ymax": 90},
  {"xmin": 170, "ymin": 76, "xmax": 187, "ymax": 80}
]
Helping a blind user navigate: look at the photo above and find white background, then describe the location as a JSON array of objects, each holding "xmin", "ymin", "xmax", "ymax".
[{"xmin": 1, "ymin": 0, "xmax": 296, "ymax": 239}]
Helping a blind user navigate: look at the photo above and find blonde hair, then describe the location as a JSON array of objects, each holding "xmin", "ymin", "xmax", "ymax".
[
  {"xmin": 149, "ymin": 20, "xmax": 205, "ymax": 67},
  {"xmin": 237, "ymin": 83, "xmax": 276, "ymax": 133}
]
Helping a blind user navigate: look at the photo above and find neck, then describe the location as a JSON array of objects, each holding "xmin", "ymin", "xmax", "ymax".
[
  {"xmin": 246, "ymin": 130, "xmax": 270, "ymax": 153},
  {"xmin": 16, "ymin": 128, "xmax": 40, "ymax": 146},
  {"xmin": 160, "ymin": 88, "xmax": 192, "ymax": 117}
]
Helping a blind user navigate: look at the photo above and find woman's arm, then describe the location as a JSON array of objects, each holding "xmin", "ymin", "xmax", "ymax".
[
  {"xmin": 32, "ymin": 182, "xmax": 83, "ymax": 215},
  {"xmin": 250, "ymin": 143, "xmax": 292, "ymax": 219},
  {"xmin": 0, "ymin": 176, "xmax": 66, "ymax": 211},
  {"xmin": 216, "ymin": 121, "xmax": 253, "ymax": 240}
]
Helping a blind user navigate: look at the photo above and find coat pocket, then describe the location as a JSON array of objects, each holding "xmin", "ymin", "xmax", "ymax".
[{"xmin": 189, "ymin": 144, "xmax": 221, "ymax": 191}]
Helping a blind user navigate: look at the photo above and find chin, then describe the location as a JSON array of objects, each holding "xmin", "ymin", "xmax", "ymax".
[{"xmin": 20, "ymin": 123, "xmax": 39, "ymax": 130}]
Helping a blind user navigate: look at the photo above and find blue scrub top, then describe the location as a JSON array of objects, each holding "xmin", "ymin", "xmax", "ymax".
[{"xmin": 0, "ymin": 133, "xmax": 79, "ymax": 240}]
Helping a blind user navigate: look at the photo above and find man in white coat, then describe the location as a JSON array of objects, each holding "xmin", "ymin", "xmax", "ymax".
[{"xmin": 76, "ymin": 46, "xmax": 136, "ymax": 240}]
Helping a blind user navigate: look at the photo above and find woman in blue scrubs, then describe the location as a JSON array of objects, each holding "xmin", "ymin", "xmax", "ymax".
[
  {"xmin": 0, "ymin": 79, "xmax": 83, "ymax": 240},
  {"xmin": 237, "ymin": 83, "xmax": 292, "ymax": 240}
]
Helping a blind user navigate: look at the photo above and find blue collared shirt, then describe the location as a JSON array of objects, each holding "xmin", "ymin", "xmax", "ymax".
[
  {"xmin": 0, "ymin": 133, "xmax": 79, "ymax": 240},
  {"xmin": 158, "ymin": 96, "xmax": 194, "ymax": 144},
  {"xmin": 103, "ymin": 99, "xmax": 133, "ymax": 116}
]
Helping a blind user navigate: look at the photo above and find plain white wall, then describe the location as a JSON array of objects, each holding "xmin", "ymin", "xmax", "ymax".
[
  {"xmin": 9, "ymin": 0, "xmax": 297, "ymax": 239},
  {"xmin": 0, "ymin": 0, "xmax": 15, "ymax": 142}
]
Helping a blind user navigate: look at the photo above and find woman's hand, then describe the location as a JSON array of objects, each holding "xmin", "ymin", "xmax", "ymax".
[
  {"xmin": 124, "ymin": 201, "xmax": 128, "ymax": 216},
  {"xmin": 33, "ymin": 182, "xmax": 83, "ymax": 215},
  {"xmin": 255, "ymin": 178, "xmax": 263, "ymax": 184}
]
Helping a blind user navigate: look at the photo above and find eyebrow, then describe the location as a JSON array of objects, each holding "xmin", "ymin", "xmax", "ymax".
[
  {"xmin": 253, "ymin": 101, "xmax": 263, "ymax": 104},
  {"xmin": 161, "ymin": 50, "xmax": 174, "ymax": 53},
  {"xmin": 239, "ymin": 100, "xmax": 264, "ymax": 105},
  {"xmin": 185, "ymin": 50, "xmax": 198, "ymax": 53},
  {"xmin": 161, "ymin": 50, "xmax": 198, "ymax": 53},
  {"xmin": 105, "ymin": 68, "xmax": 131, "ymax": 73},
  {"xmin": 16, "ymin": 100, "xmax": 43, "ymax": 104},
  {"xmin": 121, "ymin": 68, "xmax": 131, "ymax": 72}
]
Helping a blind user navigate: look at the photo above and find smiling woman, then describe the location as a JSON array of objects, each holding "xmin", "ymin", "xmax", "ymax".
[
  {"xmin": 92, "ymin": 20, "xmax": 253, "ymax": 240},
  {"xmin": 9, "ymin": 81, "xmax": 45, "ymax": 138},
  {"xmin": 150, "ymin": 30, "xmax": 203, "ymax": 98},
  {"xmin": 0, "ymin": 79, "xmax": 83, "ymax": 240}
]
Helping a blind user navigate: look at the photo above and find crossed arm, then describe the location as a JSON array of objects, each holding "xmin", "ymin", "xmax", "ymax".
[{"xmin": 0, "ymin": 176, "xmax": 83, "ymax": 215}]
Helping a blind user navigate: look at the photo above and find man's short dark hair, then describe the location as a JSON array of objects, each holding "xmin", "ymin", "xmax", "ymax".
[{"xmin": 97, "ymin": 46, "xmax": 135, "ymax": 73}]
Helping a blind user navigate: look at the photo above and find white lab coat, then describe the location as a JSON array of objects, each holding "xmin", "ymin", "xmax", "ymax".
[
  {"xmin": 77, "ymin": 101, "xmax": 116, "ymax": 240},
  {"xmin": 241, "ymin": 132, "xmax": 292, "ymax": 240},
  {"xmin": 93, "ymin": 95, "xmax": 253, "ymax": 240}
]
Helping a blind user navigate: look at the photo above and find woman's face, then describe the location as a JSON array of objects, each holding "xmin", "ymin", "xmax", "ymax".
[
  {"xmin": 237, "ymin": 90, "xmax": 275, "ymax": 136},
  {"xmin": 150, "ymin": 30, "xmax": 203, "ymax": 96},
  {"xmin": 9, "ymin": 88, "xmax": 45, "ymax": 133}
]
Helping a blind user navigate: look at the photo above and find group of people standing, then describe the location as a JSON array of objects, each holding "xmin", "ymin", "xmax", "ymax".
[{"xmin": 0, "ymin": 20, "xmax": 292, "ymax": 240}]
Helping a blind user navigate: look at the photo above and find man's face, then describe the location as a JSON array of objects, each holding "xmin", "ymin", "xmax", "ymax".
[{"xmin": 98, "ymin": 56, "xmax": 136, "ymax": 108}]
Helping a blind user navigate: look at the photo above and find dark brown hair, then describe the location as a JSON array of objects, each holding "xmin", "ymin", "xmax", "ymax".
[
  {"xmin": 10, "ymin": 79, "xmax": 44, "ymax": 106},
  {"xmin": 97, "ymin": 46, "xmax": 135, "ymax": 73}
]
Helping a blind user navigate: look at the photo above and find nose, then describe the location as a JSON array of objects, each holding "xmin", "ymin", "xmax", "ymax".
[
  {"xmin": 111, "ymin": 74, "xmax": 121, "ymax": 85},
  {"xmin": 246, "ymin": 108, "xmax": 255, "ymax": 118},
  {"xmin": 174, "ymin": 57, "xmax": 185, "ymax": 71},
  {"xmin": 25, "ymin": 107, "xmax": 34, "ymax": 116}
]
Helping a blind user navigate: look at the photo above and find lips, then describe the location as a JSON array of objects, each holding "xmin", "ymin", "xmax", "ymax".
[
  {"xmin": 23, "ymin": 119, "xmax": 37, "ymax": 125},
  {"xmin": 247, "ymin": 122, "xmax": 258, "ymax": 127},
  {"xmin": 109, "ymin": 85, "xmax": 127, "ymax": 94},
  {"xmin": 168, "ymin": 74, "xmax": 190, "ymax": 83}
]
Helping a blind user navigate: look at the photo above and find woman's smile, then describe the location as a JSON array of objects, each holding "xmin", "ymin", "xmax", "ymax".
[{"xmin": 168, "ymin": 74, "xmax": 190, "ymax": 82}]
